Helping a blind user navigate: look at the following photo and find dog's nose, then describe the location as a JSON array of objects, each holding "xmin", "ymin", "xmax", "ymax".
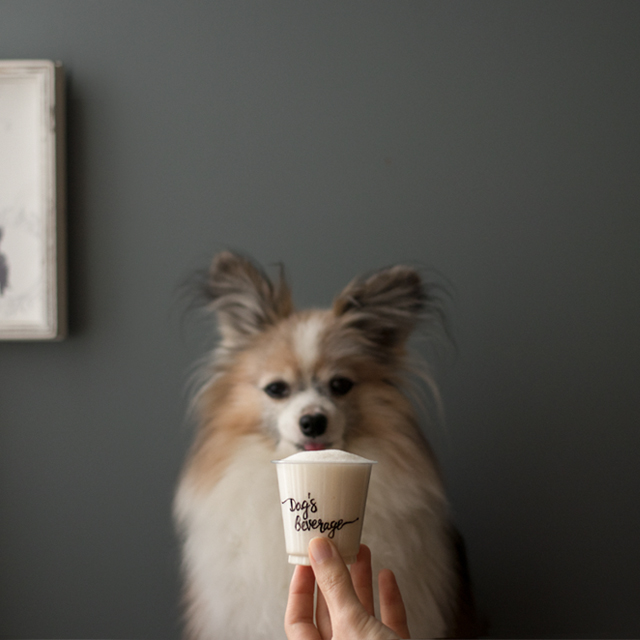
[{"xmin": 299, "ymin": 413, "xmax": 328, "ymax": 438}]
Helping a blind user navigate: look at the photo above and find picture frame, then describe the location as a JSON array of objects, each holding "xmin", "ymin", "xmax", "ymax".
[{"xmin": 0, "ymin": 60, "xmax": 66, "ymax": 340}]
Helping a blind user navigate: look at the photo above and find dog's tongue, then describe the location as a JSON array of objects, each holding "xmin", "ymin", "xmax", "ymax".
[{"xmin": 303, "ymin": 443, "xmax": 326, "ymax": 451}]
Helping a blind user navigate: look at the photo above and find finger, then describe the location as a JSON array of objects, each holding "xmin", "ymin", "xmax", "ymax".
[
  {"xmin": 284, "ymin": 565, "xmax": 321, "ymax": 640},
  {"xmin": 349, "ymin": 544, "xmax": 375, "ymax": 616},
  {"xmin": 308, "ymin": 537, "xmax": 365, "ymax": 625},
  {"xmin": 314, "ymin": 582, "xmax": 332, "ymax": 640},
  {"xmin": 378, "ymin": 569, "xmax": 410, "ymax": 639}
]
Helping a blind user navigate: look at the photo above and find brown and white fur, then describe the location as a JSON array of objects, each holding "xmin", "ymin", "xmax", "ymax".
[{"xmin": 174, "ymin": 252, "xmax": 476, "ymax": 640}]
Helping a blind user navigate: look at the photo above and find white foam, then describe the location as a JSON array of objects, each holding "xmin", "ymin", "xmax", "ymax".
[{"xmin": 276, "ymin": 449, "xmax": 376, "ymax": 464}]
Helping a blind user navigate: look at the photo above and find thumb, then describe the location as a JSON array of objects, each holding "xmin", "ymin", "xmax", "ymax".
[{"xmin": 308, "ymin": 538, "xmax": 365, "ymax": 622}]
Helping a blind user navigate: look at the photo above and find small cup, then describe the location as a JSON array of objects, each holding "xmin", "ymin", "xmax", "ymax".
[{"xmin": 273, "ymin": 449, "xmax": 376, "ymax": 565}]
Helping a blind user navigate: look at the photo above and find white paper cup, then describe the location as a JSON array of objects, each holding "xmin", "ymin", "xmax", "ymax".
[{"xmin": 273, "ymin": 450, "xmax": 376, "ymax": 565}]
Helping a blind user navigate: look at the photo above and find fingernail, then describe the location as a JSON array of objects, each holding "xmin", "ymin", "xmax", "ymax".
[{"xmin": 309, "ymin": 537, "xmax": 333, "ymax": 564}]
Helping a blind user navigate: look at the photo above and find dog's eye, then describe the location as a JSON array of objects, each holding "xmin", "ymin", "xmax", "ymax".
[
  {"xmin": 329, "ymin": 376, "xmax": 354, "ymax": 396},
  {"xmin": 263, "ymin": 381, "xmax": 290, "ymax": 399}
]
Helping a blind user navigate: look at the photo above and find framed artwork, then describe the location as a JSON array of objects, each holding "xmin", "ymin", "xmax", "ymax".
[{"xmin": 0, "ymin": 60, "xmax": 66, "ymax": 340}]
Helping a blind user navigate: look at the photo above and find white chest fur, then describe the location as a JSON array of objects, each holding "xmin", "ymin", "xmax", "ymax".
[{"xmin": 175, "ymin": 435, "xmax": 451, "ymax": 640}]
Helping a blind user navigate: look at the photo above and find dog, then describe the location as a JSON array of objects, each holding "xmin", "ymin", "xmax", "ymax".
[{"xmin": 174, "ymin": 251, "xmax": 476, "ymax": 639}]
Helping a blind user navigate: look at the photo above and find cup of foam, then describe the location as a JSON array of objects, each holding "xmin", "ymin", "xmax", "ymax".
[{"xmin": 273, "ymin": 449, "xmax": 376, "ymax": 565}]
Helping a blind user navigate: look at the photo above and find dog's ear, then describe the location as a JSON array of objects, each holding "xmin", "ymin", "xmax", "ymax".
[
  {"xmin": 203, "ymin": 251, "xmax": 293, "ymax": 347},
  {"xmin": 332, "ymin": 265, "xmax": 427, "ymax": 352}
]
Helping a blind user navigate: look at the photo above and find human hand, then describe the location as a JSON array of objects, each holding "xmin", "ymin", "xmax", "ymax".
[{"xmin": 285, "ymin": 537, "xmax": 410, "ymax": 640}]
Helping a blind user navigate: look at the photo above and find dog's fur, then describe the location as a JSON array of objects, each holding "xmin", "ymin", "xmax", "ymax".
[{"xmin": 174, "ymin": 252, "xmax": 476, "ymax": 639}]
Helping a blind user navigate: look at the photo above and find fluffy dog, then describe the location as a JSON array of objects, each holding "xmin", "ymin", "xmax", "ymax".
[{"xmin": 174, "ymin": 251, "xmax": 475, "ymax": 639}]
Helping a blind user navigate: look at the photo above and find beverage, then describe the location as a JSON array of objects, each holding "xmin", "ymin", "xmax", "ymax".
[{"xmin": 273, "ymin": 449, "xmax": 376, "ymax": 565}]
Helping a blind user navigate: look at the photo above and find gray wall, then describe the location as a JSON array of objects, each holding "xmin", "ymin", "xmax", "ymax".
[{"xmin": 1, "ymin": 2, "xmax": 639, "ymax": 638}]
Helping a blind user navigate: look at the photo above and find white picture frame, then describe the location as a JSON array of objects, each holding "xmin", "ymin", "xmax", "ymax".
[{"xmin": 0, "ymin": 60, "xmax": 66, "ymax": 340}]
